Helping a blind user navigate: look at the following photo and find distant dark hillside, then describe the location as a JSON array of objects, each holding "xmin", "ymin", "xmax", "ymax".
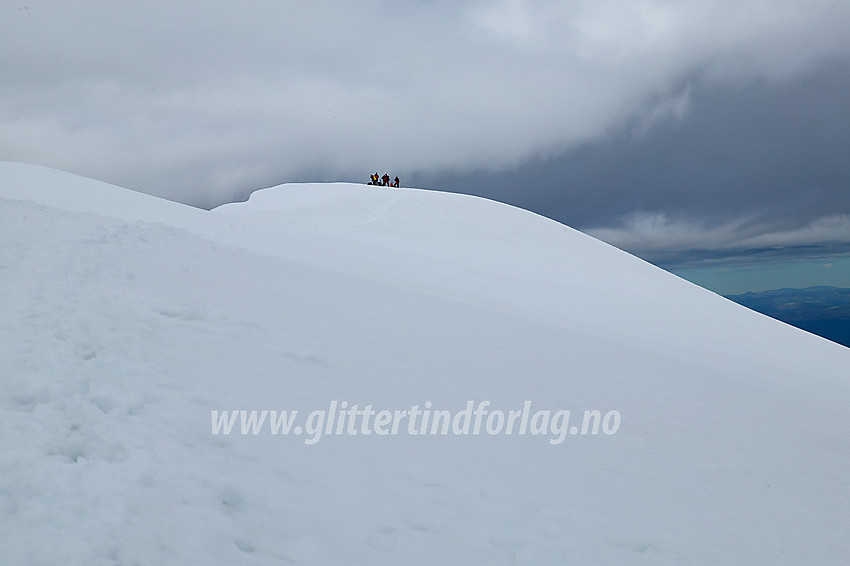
[{"xmin": 726, "ymin": 286, "xmax": 850, "ymax": 348}]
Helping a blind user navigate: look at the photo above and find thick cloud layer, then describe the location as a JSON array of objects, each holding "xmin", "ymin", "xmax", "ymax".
[
  {"xmin": 2, "ymin": 1, "xmax": 849, "ymax": 264},
  {"xmin": 419, "ymin": 60, "xmax": 850, "ymax": 265}
]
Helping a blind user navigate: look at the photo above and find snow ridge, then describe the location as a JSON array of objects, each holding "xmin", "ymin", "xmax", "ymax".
[{"xmin": 2, "ymin": 162, "xmax": 849, "ymax": 565}]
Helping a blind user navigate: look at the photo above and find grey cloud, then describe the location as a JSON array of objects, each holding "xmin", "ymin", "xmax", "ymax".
[
  {"xmin": 2, "ymin": 0, "xmax": 850, "ymax": 232},
  {"xmin": 418, "ymin": 59, "xmax": 850, "ymax": 267}
]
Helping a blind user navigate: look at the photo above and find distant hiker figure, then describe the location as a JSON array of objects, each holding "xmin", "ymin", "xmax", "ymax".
[
  {"xmin": 382, "ymin": 173, "xmax": 390, "ymax": 187},
  {"xmin": 393, "ymin": 176, "xmax": 399, "ymax": 188},
  {"xmin": 369, "ymin": 172, "xmax": 379, "ymax": 185}
]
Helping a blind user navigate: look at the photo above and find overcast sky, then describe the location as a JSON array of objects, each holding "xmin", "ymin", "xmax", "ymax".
[{"xmin": 2, "ymin": 0, "xmax": 849, "ymax": 288}]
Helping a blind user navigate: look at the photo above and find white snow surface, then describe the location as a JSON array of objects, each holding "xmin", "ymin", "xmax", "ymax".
[{"xmin": 2, "ymin": 161, "xmax": 849, "ymax": 564}]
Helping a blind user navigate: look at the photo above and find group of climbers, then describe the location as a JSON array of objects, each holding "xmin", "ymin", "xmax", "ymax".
[{"xmin": 369, "ymin": 172, "xmax": 399, "ymax": 188}]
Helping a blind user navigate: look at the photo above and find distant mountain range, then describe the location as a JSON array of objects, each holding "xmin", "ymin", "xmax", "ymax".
[{"xmin": 726, "ymin": 286, "xmax": 850, "ymax": 348}]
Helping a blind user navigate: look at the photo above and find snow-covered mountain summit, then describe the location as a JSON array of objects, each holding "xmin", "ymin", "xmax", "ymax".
[{"xmin": 2, "ymin": 161, "xmax": 849, "ymax": 564}]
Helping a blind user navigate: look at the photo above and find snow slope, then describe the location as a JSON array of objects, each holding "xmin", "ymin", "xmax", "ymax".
[{"xmin": 2, "ymin": 161, "xmax": 849, "ymax": 565}]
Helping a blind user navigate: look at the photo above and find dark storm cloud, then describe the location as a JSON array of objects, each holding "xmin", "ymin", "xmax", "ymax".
[
  {"xmin": 417, "ymin": 60, "xmax": 850, "ymax": 265},
  {"xmin": 585, "ymin": 61, "xmax": 850, "ymax": 267}
]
